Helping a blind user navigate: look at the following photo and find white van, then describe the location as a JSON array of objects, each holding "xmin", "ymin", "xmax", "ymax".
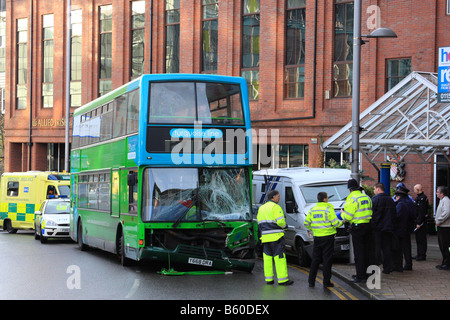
[{"xmin": 252, "ymin": 167, "xmax": 352, "ymax": 266}]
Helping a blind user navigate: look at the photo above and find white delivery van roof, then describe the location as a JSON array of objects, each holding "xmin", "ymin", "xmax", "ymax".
[{"xmin": 253, "ymin": 167, "xmax": 351, "ymax": 185}]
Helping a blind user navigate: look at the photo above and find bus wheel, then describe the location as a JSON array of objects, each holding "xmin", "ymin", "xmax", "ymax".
[
  {"xmin": 118, "ymin": 231, "xmax": 132, "ymax": 267},
  {"xmin": 5, "ymin": 220, "xmax": 17, "ymax": 234},
  {"xmin": 77, "ymin": 220, "xmax": 87, "ymax": 251}
]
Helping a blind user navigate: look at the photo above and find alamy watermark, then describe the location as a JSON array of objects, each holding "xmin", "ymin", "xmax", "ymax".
[
  {"xmin": 170, "ymin": 122, "xmax": 280, "ymax": 166},
  {"xmin": 366, "ymin": 5, "xmax": 381, "ymax": 31},
  {"xmin": 66, "ymin": 265, "xmax": 81, "ymax": 290},
  {"xmin": 366, "ymin": 265, "xmax": 381, "ymax": 290}
]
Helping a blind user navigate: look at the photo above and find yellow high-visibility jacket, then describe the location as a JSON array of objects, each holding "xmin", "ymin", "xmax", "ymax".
[
  {"xmin": 305, "ymin": 202, "xmax": 343, "ymax": 237},
  {"xmin": 341, "ymin": 190, "xmax": 372, "ymax": 224},
  {"xmin": 257, "ymin": 201, "xmax": 287, "ymax": 243}
]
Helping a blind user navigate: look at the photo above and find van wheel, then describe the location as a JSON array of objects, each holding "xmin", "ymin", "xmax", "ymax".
[
  {"xmin": 5, "ymin": 220, "xmax": 17, "ymax": 234},
  {"xmin": 296, "ymin": 238, "xmax": 311, "ymax": 267},
  {"xmin": 77, "ymin": 220, "xmax": 87, "ymax": 251}
]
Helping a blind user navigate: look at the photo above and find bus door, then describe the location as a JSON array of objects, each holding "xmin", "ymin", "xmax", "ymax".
[
  {"xmin": 124, "ymin": 168, "xmax": 139, "ymax": 254},
  {"xmin": 111, "ymin": 169, "xmax": 120, "ymax": 218},
  {"xmin": 126, "ymin": 169, "xmax": 138, "ymax": 215}
]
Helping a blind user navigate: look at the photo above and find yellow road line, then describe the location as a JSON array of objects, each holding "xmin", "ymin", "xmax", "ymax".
[
  {"xmin": 288, "ymin": 263, "xmax": 358, "ymax": 301},
  {"xmin": 257, "ymin": 257, "xmax": 359, "ymax": 300}
]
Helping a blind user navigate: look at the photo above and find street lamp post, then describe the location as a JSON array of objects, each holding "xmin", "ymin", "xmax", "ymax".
[
  {"xmin": 350, "ymin": 0, "xmax": 397, "ymax": 264},
  {"xmin": 64, "ymin": 0, "xmax": 71, "ymax": 173},
  {"xmin": 351, "ymin": 0, "xmax": 397, "ymax": 184},
  {"xmin": 351, "ymin": 0, "xmax": 363, "ymax": 184}
]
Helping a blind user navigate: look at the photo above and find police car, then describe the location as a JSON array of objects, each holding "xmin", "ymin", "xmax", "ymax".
[{"xmin": 34, "ymin": 198, "xmax": 71, "ymax": 243}]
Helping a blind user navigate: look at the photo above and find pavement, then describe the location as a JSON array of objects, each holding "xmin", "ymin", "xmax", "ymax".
[{"xmin": 331, "ymin": 234, "xmax": 449, "ymax": 300}]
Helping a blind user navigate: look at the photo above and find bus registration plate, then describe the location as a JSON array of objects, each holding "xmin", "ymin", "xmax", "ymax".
[{"xmin": 188, "ymin": 257, "xmax": 213, "ymax": 267}]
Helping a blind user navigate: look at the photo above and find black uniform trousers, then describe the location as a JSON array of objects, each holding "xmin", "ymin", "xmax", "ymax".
[
  {"xmin": 308, "ymin": 234, "xmax": 335, "ymax": 286},
  {"xmin": 392, "ymin": 233, "xmax": 413, "ymax": 270},
  {"xmin": 350, "ymin": 223, "xmax": 372, "ymax": 280},
  {"xmin": 373, "ymin": 230, "xmax": 394, "ymax": 273},
  {"xmin": 415, "ymin": 224, "xmax": 427, "ymax": 259}
]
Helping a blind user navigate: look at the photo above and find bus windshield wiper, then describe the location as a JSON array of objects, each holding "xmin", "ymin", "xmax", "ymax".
[
  {"xmin": 172, "ymin": 209, "xmax": 189, "ymax": 228},
  {"xmin": 203, "ymin": 218, "xmax": 226, "ymax": 227}
]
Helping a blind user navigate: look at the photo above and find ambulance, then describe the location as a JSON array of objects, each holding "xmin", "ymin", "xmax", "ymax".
[
  {"xmin": 253, "ymin": 167, "xmax": 352, "ymax": 266},
  {"xmin": 0, "ymin": 171, "xmax": 70, "ymax": 233}
]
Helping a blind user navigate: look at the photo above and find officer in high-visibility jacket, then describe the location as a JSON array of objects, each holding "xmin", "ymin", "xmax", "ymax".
[
  {"xmin": 257, "ymin": 190, "xmax": 294, "ymax": 286},
  {"xmin": 341, "ymin": 178, "xmax": 373, "ymax": 283},
  {"xmin": 305, "ymin": 192, "xmax": 343, "ymax": 287}
]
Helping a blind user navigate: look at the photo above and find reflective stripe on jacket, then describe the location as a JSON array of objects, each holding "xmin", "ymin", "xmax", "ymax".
[
  {"xmin": 305, "ymin": 202, "xmax": 343, "ymax": 237},
  {"xmin": 342, "ymin": 190, "xmax": 372, "ymax": 224},
  {"xmin": 257, "ymin": 200, "xmax": 286, "ymax": 243}
]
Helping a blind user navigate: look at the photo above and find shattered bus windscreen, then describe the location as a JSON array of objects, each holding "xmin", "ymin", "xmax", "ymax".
[{"xmin": 141, "ymin": 168, "xmax": 251, "ymax": 222}]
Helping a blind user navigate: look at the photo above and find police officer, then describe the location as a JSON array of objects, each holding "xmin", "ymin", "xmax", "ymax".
[
  {"xmin": 305, "ymin": 192, "xmax": 343, "ymax": 287},
  {"xmin": 413, "ymin": 184, "xmax": 429, "ymax": 261},
  {"xmin": 257, "ymin": 190, "xmax": 294, "ymax": 286},
  {"xmin": 341, "ymin": 179, "xmax": 373, "ymax": 283}
]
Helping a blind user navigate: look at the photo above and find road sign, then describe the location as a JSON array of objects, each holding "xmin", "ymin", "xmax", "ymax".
[{"xmin": 438, "ymin": 47, "xmax": 450, "ymax": 103}]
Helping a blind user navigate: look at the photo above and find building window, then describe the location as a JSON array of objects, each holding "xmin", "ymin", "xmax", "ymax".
[
  {"xmin": 131, "ymin": 1, "xmax": 145, "ymax": 78},
  {"xmin": 279, "ymin": 144, "xmax": 309, "ymax": 168},
  {"xmin": 386, "ymin": 58, "xmax": 411, "ymax": 91},
  {"xmin": 201, "ymin": 0, "xmax": 218, "ymax": 73},
  {"xmin": 324, "ymin": 151, "xmax": 350, "ymax": 167},
  {"xmin": 70, "ymin": 9, "xmax": 82, "ymax": 108},
  {"xmin": 16, "ymin": 18, "xmax": 27, "ymax": 110},
  {"xmin": 447, "ymin": 0, "xmax": 450, "ymax": 15},
  {"xmin": 165, "ymin": 0, "xmax": 180, "ymax": 73},
  {"xmin": 99, "ymin": 4, "xmax": 112, "ymax": 96},
  {"xmin": 333, "ymin": 0, "xmax": 353, "ymax": 97},
  {"xmin": 285, "ymin": 0, "xmax": 306, "ymax": 99},
  {"xmin": 253, "ymin": 144, "xmax": 309, "ymax": 170},
  {"xmin": 42, "ymin": 14, "xmax": 54, "ymax": 108},
  {"xmin": 242, "ymin": 0, "xmax": 260, "ymax": 100},
  {"xmin": 47, "ymin": 143, "xmax": 65, "ymax": 172}
]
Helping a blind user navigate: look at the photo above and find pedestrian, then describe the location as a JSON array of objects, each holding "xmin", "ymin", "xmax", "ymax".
[
  {"xmin": 413, "ymin": 184, "xmax": 429, "ymax": 261},
  {"xmin": 392, "ymin": 187, "xmax": 416, "ymax": 271},
  {"xmin": 256, "ymin": 190, "xmax": 294, "ymax": 285},
  {"xmin": 392, "ymin": 182, "xmax": 415, "ymax": 203},
  {"xmin": 341, "ymin": 178, "xmax": 373, "ymax": 283},
  {"xmin": 371, "ymin": 182, "xmax": 395, "ymax": 274},
  {"xmin": 435, "ymin": 186, "xmax": 450, "ymax": 270},
  {"xmin": 305, "ymin": 192, "xmax": 343, "ymax": 288}
]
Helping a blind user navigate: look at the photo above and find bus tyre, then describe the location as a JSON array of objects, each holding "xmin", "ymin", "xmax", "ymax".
[
  {"xmin": 296, "ymin": 238, "xmax": 311, "ymax": 267},
  {"xmin": 5, "ymin": 220, "xmax": 17, "ymax": 234},
  {"xmin": 77, "ymin": 220, "xmax": 87, "ymax": 251},
  {"xmin": 118, "ymin": 232, "xmax": 132, "ymax": 267}
]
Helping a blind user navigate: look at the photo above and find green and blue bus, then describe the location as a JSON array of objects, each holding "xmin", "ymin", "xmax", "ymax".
[{"xmin": 70, "ymin": 74, "xmax": 256, "ymax": 272}]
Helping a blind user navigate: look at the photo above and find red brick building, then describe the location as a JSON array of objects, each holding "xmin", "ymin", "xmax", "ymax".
[{"xmin": 4, "ymin": 0, "xmax": 450, "ymax": 198}]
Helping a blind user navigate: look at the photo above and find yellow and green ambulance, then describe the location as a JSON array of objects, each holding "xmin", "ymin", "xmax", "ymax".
[{"xmin": 0, "ymin": 171, "xmax": 70, "ymax": 233}]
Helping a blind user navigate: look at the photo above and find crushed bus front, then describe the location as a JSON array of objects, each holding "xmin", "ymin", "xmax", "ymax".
[{"xmin": 139, "ymin": 222, "xmax": 257, "ymax": 272}]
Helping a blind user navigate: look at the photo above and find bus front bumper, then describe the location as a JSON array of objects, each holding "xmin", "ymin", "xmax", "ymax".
[{"xmin": 139, "ymin": 244, "xmax": 255, "ymax": 273}]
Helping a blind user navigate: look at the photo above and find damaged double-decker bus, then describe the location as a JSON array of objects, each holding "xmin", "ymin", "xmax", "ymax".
[{"xmin": 70, "ymin": 74, "xmax": 256, "ymax": 272}]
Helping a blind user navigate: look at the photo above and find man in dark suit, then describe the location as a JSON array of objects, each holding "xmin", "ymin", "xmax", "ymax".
[{"xmin": 371, "ymin": 183, "xmax": 396, "ymax": 274}]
